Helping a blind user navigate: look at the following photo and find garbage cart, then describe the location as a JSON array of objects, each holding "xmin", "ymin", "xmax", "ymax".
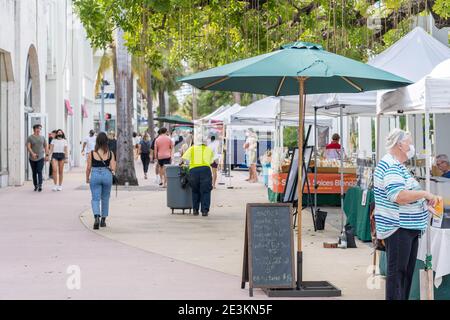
[{"xmin": 166, "ymin": 165, "xmax": 192, "ymax": 214}]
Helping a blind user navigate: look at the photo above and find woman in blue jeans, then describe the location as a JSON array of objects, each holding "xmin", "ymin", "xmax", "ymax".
[{"xmin": 86, "ymin": 132, "xmax": 116, "ymax": 229}]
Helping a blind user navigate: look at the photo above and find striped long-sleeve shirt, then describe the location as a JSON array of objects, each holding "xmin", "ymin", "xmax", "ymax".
[{"xmin": 373, "ymin": 153, "xmax": 428, "ymax": 239}]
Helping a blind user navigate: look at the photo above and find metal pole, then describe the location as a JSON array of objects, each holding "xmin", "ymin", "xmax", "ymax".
[
  {"xmin": 100, "ymin": 82, "xmax": 105, "ymax": 133},
  {"xmin": 296, "ymin": 77, "xmax": 306, "ymax": 289},
  {"xmin": 414, "ymin": 114, "xmax": 417, "ymax": 174},
  {"xmin": 340, "ymin": 106, "xmax": 344, "ymax": 232},
  {"xmin": 424, "ymin": 109, "xmax": 434, "ymax": 300},
  {"xmin": 314, "ymin": 107, "xmax": 318, "ymax": 216}
]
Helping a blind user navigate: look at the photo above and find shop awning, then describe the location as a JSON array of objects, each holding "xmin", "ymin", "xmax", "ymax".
[
  {"xmin": 81, "ymin": 103, "xmax": 88, "ymax": 118},
  {"xmin": 65, "ymin": 99, "xmax": 74, "ymax": 116}
]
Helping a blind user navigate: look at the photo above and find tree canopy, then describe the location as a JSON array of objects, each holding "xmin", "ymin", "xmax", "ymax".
[{"xmin": 74, "ymin": 0, "xmax": 450, "ymax": 117}]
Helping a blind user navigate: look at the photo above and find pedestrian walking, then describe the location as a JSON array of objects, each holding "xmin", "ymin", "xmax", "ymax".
[
  {"xmin": 138, "ymin": 133, "xmax": 152, "ymax": 179},
  {"xmin": 154, "ymin": 127, "xmax": 173, "ymax": 187},
  {"xmin": 86, "ymin": 132, "xmax": 116, "ymax": 230},
  {"xmin": 49, "ymin": 129, "xmax": 68, "ymax": 191},
  {"xmin": 208, "ymin": 135, "xmax": 220, "ymax": 189},
  {"xmin": 81, "ymin": 130, "xmax": 97, "ymax": 160},
  {"xmin": 151, "ymin": 129, "xmax": 161, "ymax": 184},
  {"xmin": 107, "ymin": 131, "xmax": 117, "ymax": 158},
  {"xmin": 26, "ymin": 124, "xmax": 49, "ymax": 192},
  {"xmin": 374, "ymin": 128, "xmax": 438, "ymax": 300},
  {"xmin": 132, "ymin": 132, "xmax": 141, "ymax": 159},
  {"xmin": 48, "ymin": 130, "xmax": 57, "ymax": 180},
  {"xmin": 182, "ymin": 136, "xmax": 214, "ymax": 216},
  {"xmin": 244, "ymin": 128, "xmax": 258, "ymax": 183}
]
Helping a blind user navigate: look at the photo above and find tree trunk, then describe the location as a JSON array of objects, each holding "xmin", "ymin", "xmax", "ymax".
[
  {"xmin": 113, "ymin": 28, "xmax": 138, "ymax": 186},
  {"xmin": 158, "ymin": 88, "xmax": 166, "ymax": 128},
  {"xmin": 192, "ymin": 87, "xmax": 198, "ymax": 120},
  {"xmin": 158, "ymin": 88, "xmax": 166, "ymax": 117},
  {"xmin": 146, "ymin": 67, "xmax": 155, "ymax": 141}
]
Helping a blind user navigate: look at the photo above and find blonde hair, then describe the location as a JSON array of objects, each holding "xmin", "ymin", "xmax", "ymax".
[{"xmin": 385, "ymin": 128, "xmax": 411, "ymax": 151}]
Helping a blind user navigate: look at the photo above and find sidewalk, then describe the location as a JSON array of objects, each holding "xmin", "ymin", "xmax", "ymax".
[
  {"xmin": 0, "ymin": 164, "xmax": 264, "ymax": 299},
  {"xmin": 0, "ymin": 161, "xmax": 385, "ymax": 299},
  {"xmin": 81, "ymin": 162, "xmax": 385, "ymax": 300}
]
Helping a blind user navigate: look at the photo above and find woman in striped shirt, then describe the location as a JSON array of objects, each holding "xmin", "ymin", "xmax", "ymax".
[{"xmin": 374, "ymin": 128, "xmax": 438, "ymax": 300}]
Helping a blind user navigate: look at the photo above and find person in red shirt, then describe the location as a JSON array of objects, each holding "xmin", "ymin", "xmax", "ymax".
[
  {"xmin": 154, "ymin": 127, "xmax": 173, "ymax": 187},
  {"xmin": 325, "ymin": 133, "xmax": 343, "ymax": 159}
]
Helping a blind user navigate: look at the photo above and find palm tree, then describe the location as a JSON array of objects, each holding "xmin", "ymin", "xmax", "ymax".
[{"xmin": 111, "ymin": 28, "xmax": 138, "ymax": 186}]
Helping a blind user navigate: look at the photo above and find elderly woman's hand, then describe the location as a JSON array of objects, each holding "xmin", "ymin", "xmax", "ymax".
[{"xmin": 424, "ymin": 192, "xmax": 438, "ymax": 207}]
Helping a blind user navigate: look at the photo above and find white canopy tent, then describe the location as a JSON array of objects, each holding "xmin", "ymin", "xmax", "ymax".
[
  {"xmin": 379, "ymin": 58, "xmax": 450, "ymax": 190},
  {"xmin": 197, "ymin": 104, "xmax": 231, "ymax": 122},
  {"xmin": 207, "ymin": 103, "xmax": 244, "ymax": 124},
  {"xmin": 230, "ymin": 96, "xmax": 333, "ymax": 127},
  {"xmin": 379, "ymin": 59, "xmax": 450, "ymax": 115}
]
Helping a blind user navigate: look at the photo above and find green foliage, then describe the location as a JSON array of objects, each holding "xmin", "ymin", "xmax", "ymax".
[
  {"xmin": 433, "ymin": 0, "xmax": 450, "ymax": 19},
  {"xmin": 283, "ymin": 126, "xmax": 298, "ymax": 149},
  {"xmin": 180, "ymin": 90, "xmax": 234, "ymax": 119}
]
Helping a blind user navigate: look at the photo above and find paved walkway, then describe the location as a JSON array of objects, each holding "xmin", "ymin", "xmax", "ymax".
[{"xmin": 0, "ymin": 161, "xmax": 385, "ymax": 299}]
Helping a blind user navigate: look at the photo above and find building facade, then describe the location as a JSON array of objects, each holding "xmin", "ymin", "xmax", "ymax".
[{"xmin": 0, "ymin": 0, "xmax": 95, "ymax": 188}]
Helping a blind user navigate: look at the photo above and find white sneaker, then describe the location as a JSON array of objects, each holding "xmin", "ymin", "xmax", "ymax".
[
  {"xmin": 52, "ymin": 185, "xmax": 58, "ymax": 191},
  {"xmin": 57, "ymin": 185, "xmax": 63, "ymax": 191}
]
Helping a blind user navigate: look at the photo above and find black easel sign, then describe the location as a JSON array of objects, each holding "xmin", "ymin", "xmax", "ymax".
[{"xmin": 241, "ymin": 203, "xmax": 295, "ymax": 297}]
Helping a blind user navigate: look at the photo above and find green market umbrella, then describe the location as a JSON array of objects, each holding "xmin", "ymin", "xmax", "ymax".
[
  {"xmin": 154, "ymin": 115, "xmax": 193, "ymax": 125},
  {"xmin": 179, "ymin": 42, "xmax": 412, "ymax": 296}
]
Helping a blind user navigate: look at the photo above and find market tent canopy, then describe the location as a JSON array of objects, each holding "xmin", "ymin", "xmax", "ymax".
[
  {"xmin": 206, "ymin": 103, "xmax": 244, "ymax": 124},
  {"xmin": 279, "ymin": 27, "xmax": 450, "ymax": 116},
  {"xmin": 197, "ymin": 104, "xmax": 231, "ymax": 122},
  {"xmin": 280, "ymin": 92, "xmax": 377, "ymax": 116},
  {"xmin": 379, "ymin": 58, "xmax": 450, "ymax": 114},
  {"xmin": 154, "ymin": 115, "xmax": 193, "ymax": 125},
  {"xmin": 230, "ymin": 96, "xmax": 333, "ymax": 126}
]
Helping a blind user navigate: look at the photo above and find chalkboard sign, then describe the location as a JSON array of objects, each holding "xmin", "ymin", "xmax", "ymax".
[{"xmin": 241, "ymin": 203, "xmax": 295, "ymax": 296}]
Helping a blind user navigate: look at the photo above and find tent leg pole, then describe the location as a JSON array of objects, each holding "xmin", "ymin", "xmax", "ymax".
[{"xmin": 424, "ymin": 110, "xmax": 433, "ymax": 300}]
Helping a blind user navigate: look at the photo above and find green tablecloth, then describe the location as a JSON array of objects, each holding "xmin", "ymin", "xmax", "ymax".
[
  {"xmin": 343, "ymin": 186, "xmax": 373, "ymax": 242},
  {"xmin": 378, "ymin": 251, "xmax": 450, "ymax": 300},
  {"xmin": 268, "ymin": 188, "xmax": 283, "ymax": 203}
]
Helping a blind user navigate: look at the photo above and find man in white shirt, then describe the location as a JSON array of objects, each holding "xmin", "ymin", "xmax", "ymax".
[
  {"xmin": 81, "ymin": 130, "xmax": 97, "ymax": 160},
  {"xmin": 208, "ymin": 135, "xmax": 221, "ymax": 188}
]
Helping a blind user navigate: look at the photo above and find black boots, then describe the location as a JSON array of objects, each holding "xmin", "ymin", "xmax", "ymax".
[
  {"xmin": 94, "ymin": 216, "xmax": 100, "ymax": 230},
  {"xmin": 100, "ymin": 217, "xmax": 106, "ymax": 227},
  {"xmin": 193, "ymin": 209, "xmax": 199, "ymax": 216}
]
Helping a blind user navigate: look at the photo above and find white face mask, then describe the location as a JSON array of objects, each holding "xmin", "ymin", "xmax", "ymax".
[{"xmin": 406, "ymin": 144, "xmax": 415, "ymax": 159}]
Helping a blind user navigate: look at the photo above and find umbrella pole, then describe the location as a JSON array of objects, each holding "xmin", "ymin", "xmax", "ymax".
[
  {"xmin": 340, "ymin": 107, "xmax": 345, "ymax": 233},
  {"xmin": 314, "ymin": 107, "xmax": 318, "ymax": 219},
  {"xmin": 297, "ymin": 77, "xmax": 306, "ymax": 289}
]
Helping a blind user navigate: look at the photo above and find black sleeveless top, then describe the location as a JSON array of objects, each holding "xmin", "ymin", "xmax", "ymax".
[{"xmin": 91, "ymin": 151, "xmax": 112, "ymax": 167}]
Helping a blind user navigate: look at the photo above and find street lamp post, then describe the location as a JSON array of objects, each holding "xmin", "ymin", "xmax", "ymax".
[{"xmin": 100, "ymin": 80, "xmax": 109, "ymax": 132}]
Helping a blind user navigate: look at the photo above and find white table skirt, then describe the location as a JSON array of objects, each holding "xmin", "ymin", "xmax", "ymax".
[{"xmin": 417, "ymin": 227, "xmax": 450, "ymax": 288}]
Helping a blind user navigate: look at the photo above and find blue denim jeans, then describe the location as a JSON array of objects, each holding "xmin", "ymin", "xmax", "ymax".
[{"xmin": 89, "ymin": 167, "xmax": 113, "ymax": 217}]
